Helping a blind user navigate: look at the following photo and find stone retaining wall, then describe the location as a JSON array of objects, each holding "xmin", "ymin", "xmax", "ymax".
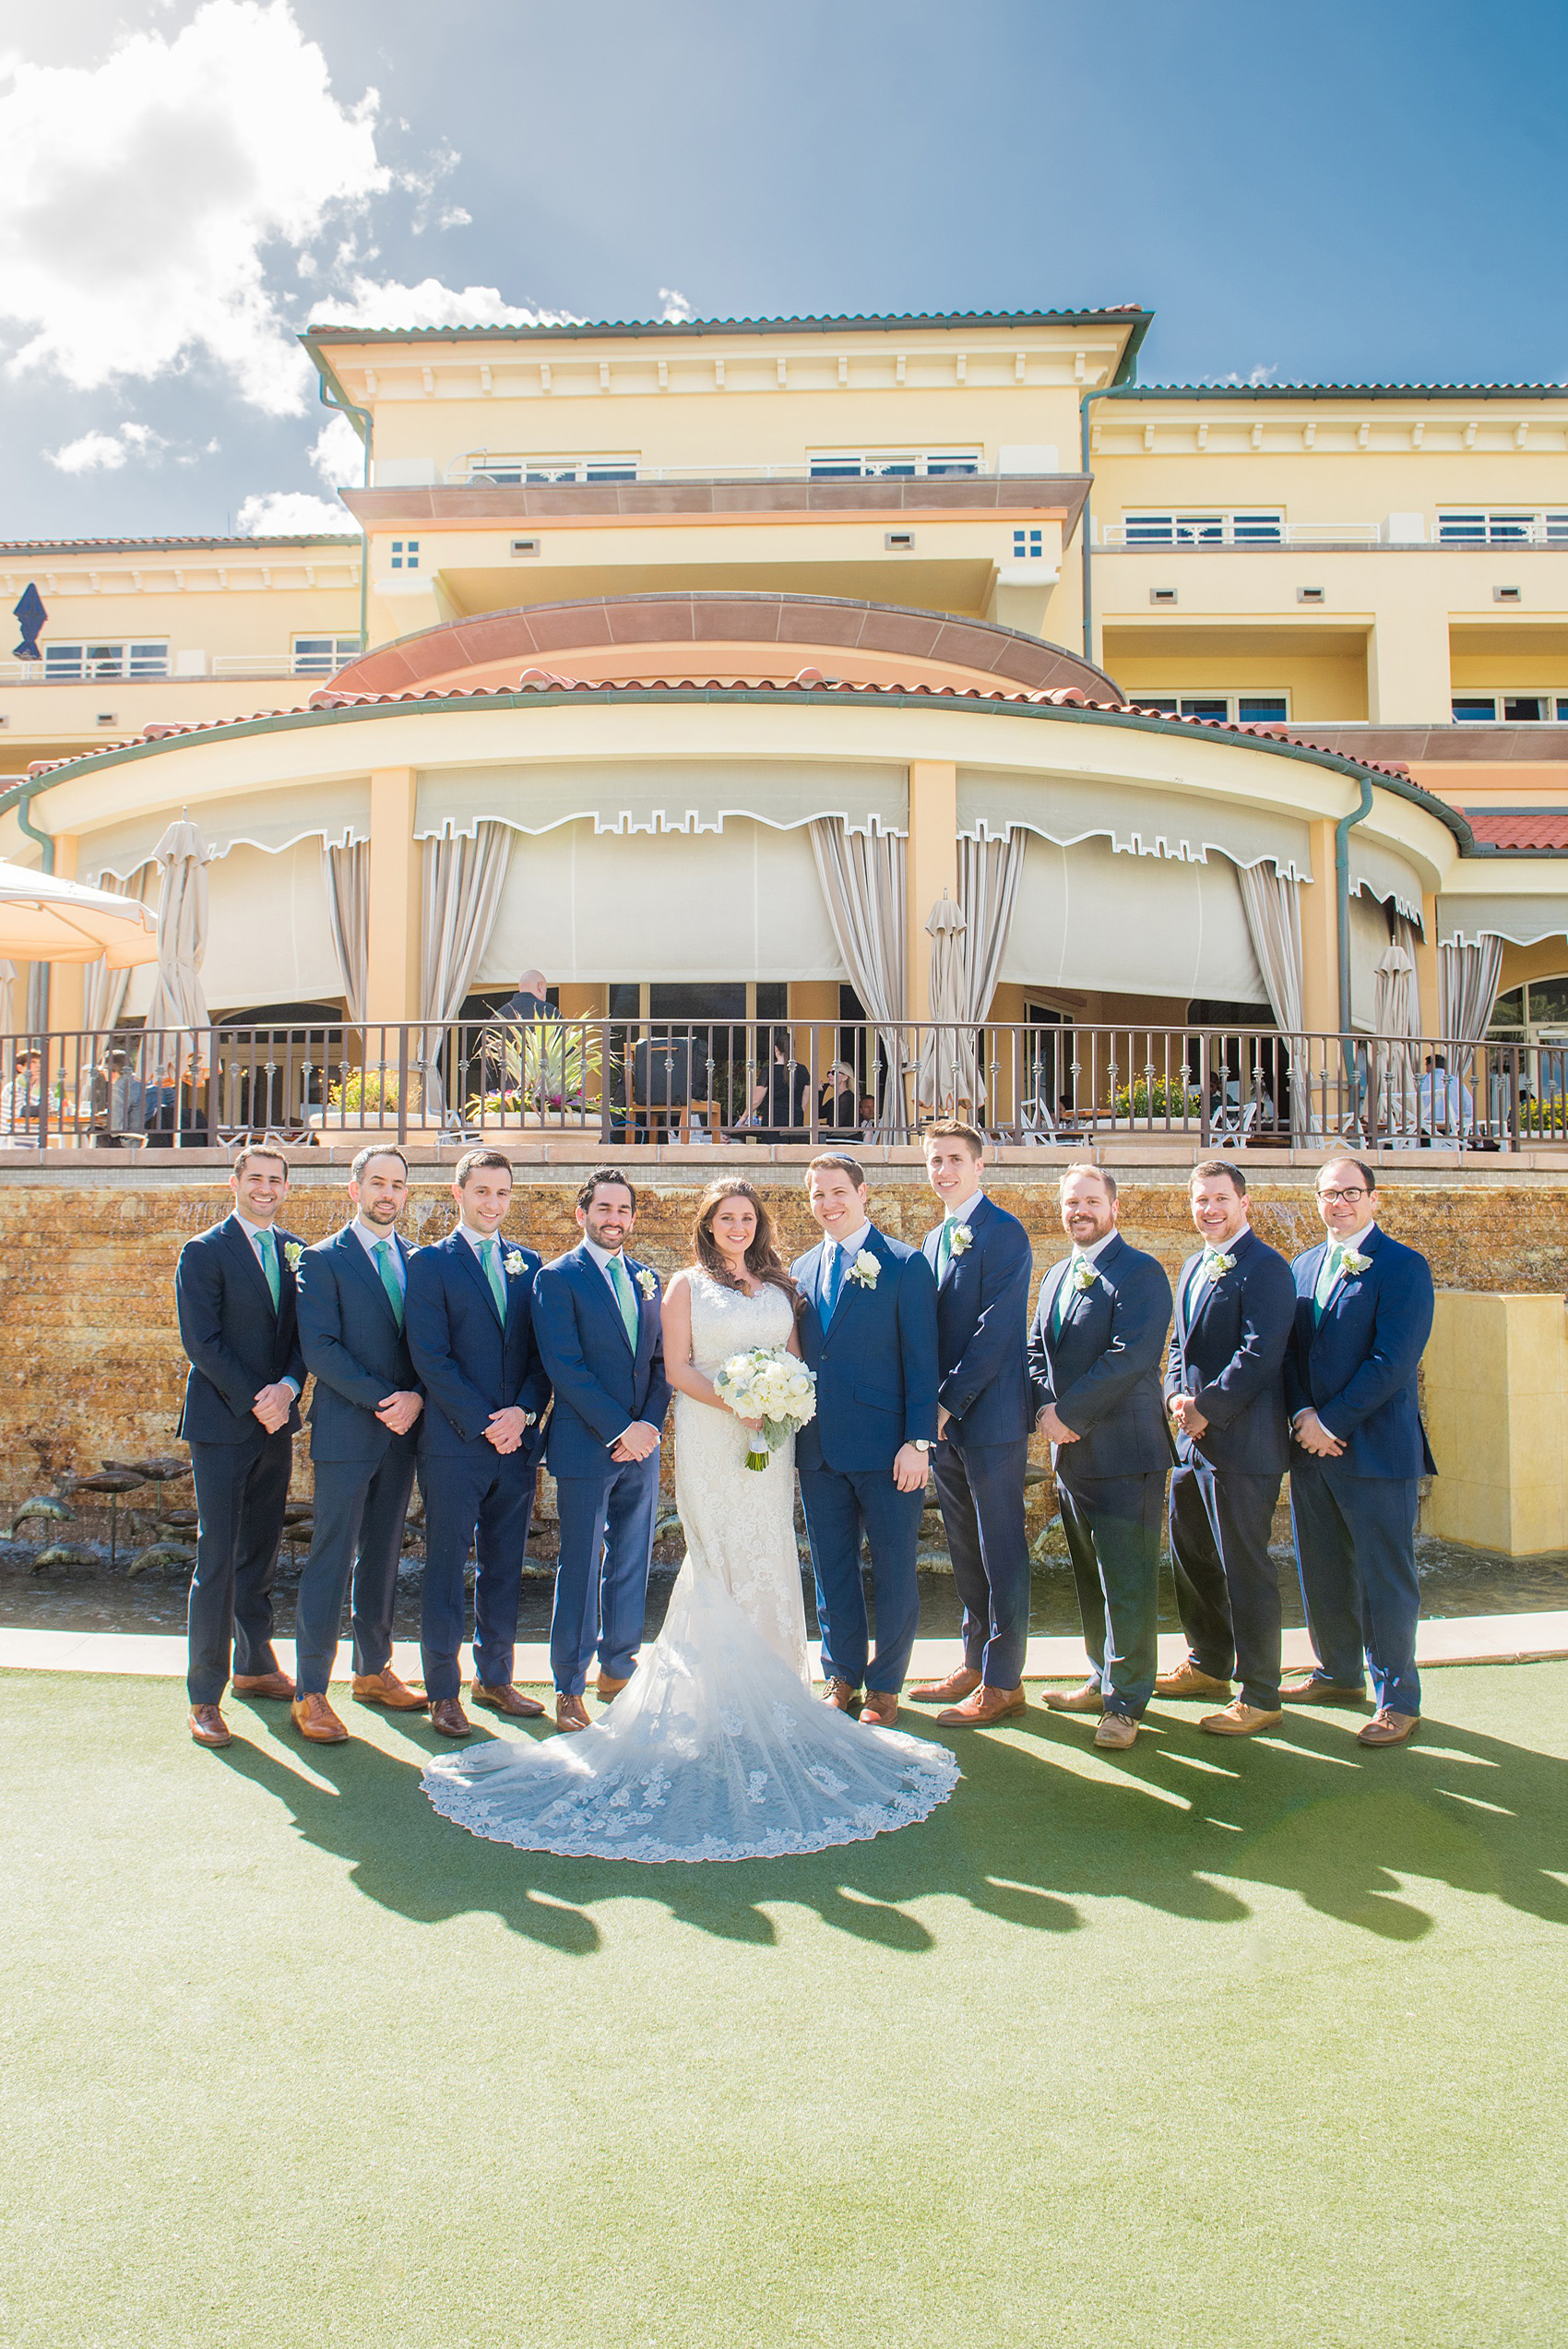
[{"xmin": 0, "ymin": 1160, "xmax": 1556, "ymax": 1530}]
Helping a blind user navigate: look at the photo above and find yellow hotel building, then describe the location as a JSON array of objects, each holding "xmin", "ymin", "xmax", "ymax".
[{"xmin": 4, "ymin": 303, "xmax": 1567, "ymax": 1128}]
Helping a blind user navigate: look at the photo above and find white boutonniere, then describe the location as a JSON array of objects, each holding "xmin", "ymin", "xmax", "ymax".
[
  {"xmin": 504, "ymin": 1250, "xmax": 526, "ymax": 1277},
  {"xmin": 282, "ymin": 1241, "xmax": 303, "ymax": 1270},
  {"xmin": 636, "ymin": 1267, "xmax": 658, "ymax": 1300},
  {"xmin": 1204, "ymin": 1250, "xmax": 1236, "ymax": 1286},
  {"xmin": 1342, "ymin": 1249, "xmax": 1372, "ymax": 1278},
  {"xmin": 1071, "ymin": 1258, "xmax": 1097, "ymax": 1294},
  {"xmin": 949, "ymin": 1223, "xmax": 974, "ymax": 1257},
  {"xmin": 848, "ymin": 1249, "xmax": 880, "ymax": 1290}
]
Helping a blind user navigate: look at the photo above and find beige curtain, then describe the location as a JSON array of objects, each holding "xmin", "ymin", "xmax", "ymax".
[
  {"xmin": 420, "ymin": 822, "xmax": 513, "ymax": 1121},
  {"xmin": 83, "ymin": 864, "xmax": 155, "ymax": 1034},
  {"xmin": 809, "ymin": 818, "xmax": 907, "ymax": 1137},
  {"xmin": 325, "ymin": 841, "xmax": 371, "ymax": 1027},
  {"xmin": 1439, "ymin": 935, "xmax": 1504, "ymax": 1043},
  {"xmin": 1236, "ymin": 861, "xmax": 1311, "ymax": 1137},
  {"xmin": 25, "ymin": 961, "xmax": 48, "ymax": 1036},
  {"xmin": 1372, "ymin": 937, "xmax": 1420, "ymax": 1137},
  {"xmin": 0, "ymin": 961, "xmax": 16, "ymax": 1036}
]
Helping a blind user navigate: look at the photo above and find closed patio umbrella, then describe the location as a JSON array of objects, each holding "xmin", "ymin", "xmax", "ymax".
[
  {"xmin": 917, "ymin": 891, "xmax": 980, "ymax": 1117},
  {"xmin": 0, "ymin": 858, "xmax": 159, "ymax": 970},
  {"xmin": 1372, "ymin": 941, "xmax": 1419, "ymax": 1139},
  {"xmin": 142, "ymin": 819, "xmax": 213, "ymax": 1038}
]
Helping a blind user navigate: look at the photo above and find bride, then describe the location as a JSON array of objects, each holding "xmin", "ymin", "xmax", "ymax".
[{"xmin": 422, "ymin": 1178, "xmax": 958, "ymax": 1863}]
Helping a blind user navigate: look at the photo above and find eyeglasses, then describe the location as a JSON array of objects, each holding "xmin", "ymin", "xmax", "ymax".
[{"xmin": 1316, "ymin": 1186, "xmax": 1368, "ymax": 1204}]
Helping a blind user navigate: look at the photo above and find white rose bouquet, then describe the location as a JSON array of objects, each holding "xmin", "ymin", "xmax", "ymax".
[{"xmin": 712, "ymin": 1345, "xmax": 817, "ymax": 1473}]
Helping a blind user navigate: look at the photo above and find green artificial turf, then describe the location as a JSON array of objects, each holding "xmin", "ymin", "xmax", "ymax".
[{"xmin": 3, "ymin": 1663, "xmax": 1565, "ymax": 2349}]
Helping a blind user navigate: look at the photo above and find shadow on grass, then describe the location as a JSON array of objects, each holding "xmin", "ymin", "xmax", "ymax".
[{"xmin": 218, "ymin": 1674, "xmax": 1568, "ymax": 1956}]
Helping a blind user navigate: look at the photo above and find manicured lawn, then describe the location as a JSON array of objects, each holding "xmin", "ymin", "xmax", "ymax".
[{"xmin": 4, "ymin": 1663, "xmax": 1565, "ymax": 2347}]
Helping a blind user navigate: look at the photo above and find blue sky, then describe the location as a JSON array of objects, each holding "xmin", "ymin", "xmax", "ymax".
[{"xmin": 3, "ymin": 0, "xmax": 1565, "ymax": 541}]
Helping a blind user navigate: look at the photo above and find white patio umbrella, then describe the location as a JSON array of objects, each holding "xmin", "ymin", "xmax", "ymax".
[
  {"xmin": 917, "ymin": 891, "xmax": 980, "ymax": 1115},
  {"xmin": 0, "ymin": 857, "xmax": 160, "ymax": 970},
  {"xmin": 142, "ymin": 818, "xmax": 213, "ymax": 1037},
  {"xmin": 1372, "ymin": 941, "xmax": 1419, "ymax": 1138}
]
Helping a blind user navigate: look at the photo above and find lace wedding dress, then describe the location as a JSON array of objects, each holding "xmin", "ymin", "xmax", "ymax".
[{"xmin": 422, "ymin": 1269, "xmax": 959, "ymax": 1863}]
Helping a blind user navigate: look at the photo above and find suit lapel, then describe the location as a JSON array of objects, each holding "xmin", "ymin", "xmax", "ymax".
[
  {"xmin": 578, "ymin": 1245, "xmax": 635, "ymax": 1354},
  {"xmin": 339, "ymin": 1224, "xmax": 399, "ymax": 1328},
  {"xmin": 828, "ymin": 1228, "xmax": 878, "ymax": 1331},
  {"xmin": 1040, "ymin": 1258, "xmax": 1072, "ymax": 1342},
  {"xmin": 222, "ymin": 1215, "xmax": 277, "ymax": 1318},
  {"xmin": 452, "ymin": 1229, "xmax": 504, "ymax": 1323}
]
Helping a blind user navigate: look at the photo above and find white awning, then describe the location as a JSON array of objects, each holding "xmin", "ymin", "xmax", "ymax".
[
  {"xmin": 998, "ymin": 833, "xmax": 1269, "ymax": 1004},
  {"xmin": 1437, "ymin": 894, "xmax": 1568, "ymax": 948},
  {"xmin": 79, "ymin": 782, "xmax": 372, "ymax": 883},
  {"xmin": 957, "ymin": 768, "xmax": 1313, "ymax": 879},
  {"xmin": 415, "ymin": 759, "xmax": 909, "ymax": 841}
]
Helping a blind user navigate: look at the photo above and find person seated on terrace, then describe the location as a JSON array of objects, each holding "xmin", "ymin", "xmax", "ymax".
[
  {"xmin": 1420, "ymin": 1053, "xmax": 1474, "ymax": 1141},
  {"xmin": 0, "ymin": 1047, "xmax": 42, "ymax": 1141},
  {"xmin": 742, "ymin": 1031, "xmax": 810, "ymax": 1142},
  {"xmin": 818, "ymin": 1061, "xmax": 861, "ymax": 1134}
]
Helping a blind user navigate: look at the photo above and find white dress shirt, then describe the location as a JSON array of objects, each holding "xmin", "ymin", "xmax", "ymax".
[{"xmin": 352, "ymin": 1214, "xmax": 405, "ymax": 1294}]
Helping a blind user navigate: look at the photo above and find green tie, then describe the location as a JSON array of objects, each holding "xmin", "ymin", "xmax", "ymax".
[
  {"xmin": 609, "ymin": 1252, "xmax": 639, "ymax": 1347},
  {"xmin": 481, "ymin": 1237, "xmax": 507, "ymax": 1323},
  {"xmin": 937, "ymin": 1214, "xmax": 958, "ymax": 1281},
  {"xmin": 1051, "ymin": 1252, "xmax": 1082, "ymax": 1337},
  {"xmin": 1314, "ymin": 1241, "xmax": 1347, "ymax": 1321},
  {"xmin": 256, "ymin": 1228, "xmax": 280, "ymax": 1310},
  {"xmin": 374, "ymin": 1239, "xmax": 404, "ymax": 1330}
]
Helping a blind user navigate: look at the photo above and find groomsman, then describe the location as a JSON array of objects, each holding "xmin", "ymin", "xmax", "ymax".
[
  {"xmin": 532, "ymin": 1169, "xmax": 671, "ymax": 1733},
  {"xmin": 792, "ymin": 1152, "xmax": 939, "ymax": 1726},
  {"xmin": 290, "ymin": 1147, "xmax": 427, "ymax": 1744},
  {"xmin": 1028, "ymin": 1164, "xmax": 1173, "ymax": 1749},
  {"xmin": 909, "ymin": 1119, "xmax": 1035, "ymax": 1726},
  {"xmin": 405, "ymin": 1150, "xmax": 552, "ymax": 1739},
  {"xmin": 1283, "ymin": 1157, "xmax": 1436, "ymax": 1746},
  {"xmin": 1157, "ymin": 1159, "xmax": 1296, "ymax": 1734},
  {"xmin": 175, "ymin": 1144, "xmax": 305, "ymax": 1749}
]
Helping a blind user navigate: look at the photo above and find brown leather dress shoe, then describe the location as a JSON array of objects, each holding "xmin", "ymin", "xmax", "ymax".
[
  {"xmin": 352, "ymin": 1667, "xmax": 428, "ymax": 1711},
  {"xmin": 429, "ymin": 1697, "xmax": 471, "ymax": 1738},
  {"xmin": 822, "ymin": 1676, "xmax": 861, "ymax": 1712},
  {"xmin": 1094, "ymin": 1711, "xmax": 1139, "ymax": 1750},
  {"xmin": 1358, "ymin": 1708, "xmax": 1419, "ymax": 1746},
  {"xmin": 1153, "ymin": 1661, "xmax": 1232, "ymax": 1699},
  {"xmin": 473, "ymin": 1682, "xmax": 546, "ymax": 1720},
  {"xmin": 1043, "ymin": 1679, "xmax": 1105, "ymax": 1713},
  {"xmin": 1200, "ymin": 1699, "xmax": 1283, "ymax": 1736},
  {"xmin": 188, "ymin": 1703, "xmax": 231, "ymax": 1749},
  {"xmin": 937, "ymin": 1682, "xmax": 1026, "ymax": 1727},
  {"xmin": 860, "ymin": 1689, "xmax": 899, "ymax": 1728},
  {"xmin": 909, "ymin": 1664, "xmax": 982, "ymax": 1706},
  {"xmin": 232, "ymin": 1669, "xmax": 296, "ymax": 1701},
  {"xmin": 291, "ymin": 1692, "xmax": 349, "ymax": 1744},
  {"xmin": 595, "ymin": 1670, "xmax": 632, "ymax": 1700},
  {"xmin": 555, "ymin": 1692, "xmax": 590, "ymax": 1734},
  {"xmin": 1280, "ymin": 1675, "xmax": 1367, "ymax": 1705}
]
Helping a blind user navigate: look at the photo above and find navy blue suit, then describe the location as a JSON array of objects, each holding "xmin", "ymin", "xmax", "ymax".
[
  {"xmin": 1284, "ymin": 1224, "xmax": 1436, "ymax": 1716},
  {"xmin": 292, "ymin": 1224, "xmax": 422, "ymax": 1698},
  {"xmin": 175, "ymin": 1214, "xmax": 306, "ymax": 1706},
  {"xmin": 922, "ymin": 1194, "xmax": 1035, "ymax": 1688},
  {"xmin": 404, "ymin": 1230, "xmax": 552, "ymax": 1701},
  {"xmin": 1028, "ymin": 1233, "xmax": 1173, "ymax": 1719},
  {"xmin": 792, "ymin": 1227, "xmax": 939, "ymax": 1695},
  {"xmin": 1163, "ymin": 1225, "xmax": 1296, "ymax": 1709},
  {"xmin": 532, "ymin": 1245, "xmax": 671, "ymax": 1697}
]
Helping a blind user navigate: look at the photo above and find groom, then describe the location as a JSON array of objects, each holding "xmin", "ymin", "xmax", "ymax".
[
  {"xmin": 532, "ymin": 1168, "xmax": 671, "ymax": 1734},
  {"xmin": 792, "ymin": 1152, "xmax": 939, "ymax": 1726}
]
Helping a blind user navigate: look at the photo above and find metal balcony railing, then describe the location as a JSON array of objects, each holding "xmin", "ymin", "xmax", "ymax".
[{"xmin": 0, "ymin": 1019, "xmax": 1558, "ymax": 1156}]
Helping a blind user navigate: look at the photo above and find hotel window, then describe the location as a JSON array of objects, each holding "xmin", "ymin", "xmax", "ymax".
[
  {"xmin": 1490, "ymin": 981, "xmax": 1568, "ymax": 1043},
  {"xmin": 467, "ymin": 456, "xmax": 639, "ymax": 483},
  {"xmin": 42, "ymin": 640, "xmax": 169, "ymax": 679},
  {"xmin": 1452, "ymin": 693, "xmax": 1566, "ymax": 724},
  {"xmin": 1121, "ymin": 511, "xmax": 1284, "ymax": 546},
  {"xmin": 291, "ymin": 635, "xmax": 362, "ymax": 676},
  {"xmin": 1013, "ymin": 528, "xmax": 1047, "ymax": 559},
  {"xmin": 1142, "ymin": 692, "xmax": 1290, "ymax": 723},
  {"xmin": 1437, "ymin": 509, "xmax": 1568, "ymax": 546},
  {"xmin": 389, "ymin": 539, "xmax": 420, "ymax": 570},
  {"xmin": 808, "ymin": 451, "xmax": 981, "ymax": 479}
]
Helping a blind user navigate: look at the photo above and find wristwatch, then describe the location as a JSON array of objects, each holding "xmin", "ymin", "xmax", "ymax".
[{"xmin": 912, "ymin": 1438, "xmax": 932, "ymax": 1452}]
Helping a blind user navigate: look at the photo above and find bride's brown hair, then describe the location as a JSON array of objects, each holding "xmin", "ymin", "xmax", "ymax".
[{"xmin": 692, "ymin": 1179, "xmax": 801, "ymax": 1310}]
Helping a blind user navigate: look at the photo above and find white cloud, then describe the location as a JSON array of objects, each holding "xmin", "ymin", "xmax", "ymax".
[
  {"xmin": 0, "ymin": 0, "xmax": 388, "ymax": 414},
  {"xmin": 47, "ymin": 420, "xmax": 169, "ymax": 472},
  {"xmin": 308, "ymin": 274, "xmax": 566, "ymax": 330},
  {"xmin": 237, "ymin": 488, "xmax": 351, "ymax": 534},
  {"xmin": 659, "ymin": 286, "xmax": 693, "ymax": 322},
  {"xmin": 310, "ymin": 411, "xmax": 365, "ymax": 489}
]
